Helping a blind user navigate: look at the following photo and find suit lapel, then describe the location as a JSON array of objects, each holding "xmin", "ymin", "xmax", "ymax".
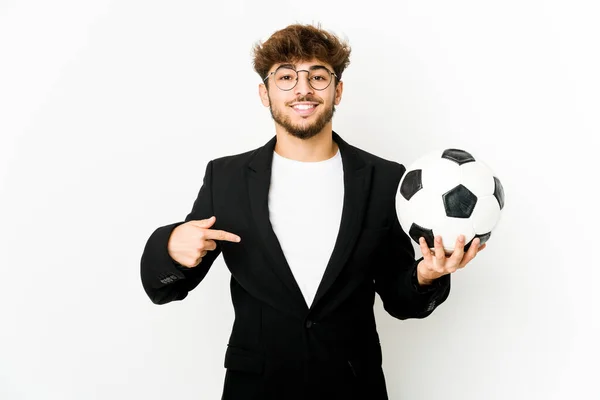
[
  {"xmin": 246, "ymin": 132, "xmax": 372, "ymax": 313},
  {"xmin": 311, "ymin": 132, "xmax": 372, "ymax": 308},
  {"xmin": 247, "ymin": 136, "xmax": 308, "ymax": 313}
]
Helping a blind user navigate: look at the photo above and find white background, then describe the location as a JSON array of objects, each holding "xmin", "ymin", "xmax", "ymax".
[{"xmin": 1, "ymin": 1, "xmax": 599, "ymax": 399}]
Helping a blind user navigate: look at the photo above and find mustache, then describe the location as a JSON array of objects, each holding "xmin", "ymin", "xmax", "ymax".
[{"xmin": 286, "ymin": 95, "xmax": 323, "ymax": 105}]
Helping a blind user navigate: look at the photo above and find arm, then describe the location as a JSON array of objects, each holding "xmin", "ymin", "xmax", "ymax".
[
  {"xmin": 373, "ymin": 211, "xmax": 451, "ymax": 320},
  {"xmin": 140, "ymin": 160, "xmax": 222, "ymax": 305}
]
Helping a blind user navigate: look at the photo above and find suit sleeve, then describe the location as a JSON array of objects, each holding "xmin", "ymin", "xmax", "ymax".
[
  {"xmin": 373, "ymin": 165, "xmax": 451, "ymax": 320},
  {"xmin": 140, "ymin": 160, "xmax": 222, "ymax": 305}
]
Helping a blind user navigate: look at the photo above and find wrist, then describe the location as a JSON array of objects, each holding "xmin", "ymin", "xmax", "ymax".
[{"xmin": 416, "ymin": 260, "xmax": 436, "ymax": 286}]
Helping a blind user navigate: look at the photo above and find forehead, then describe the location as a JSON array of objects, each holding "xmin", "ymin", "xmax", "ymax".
[{"xmin": 271, "ymin": 59, "xmax": 333, "ymax": 71}]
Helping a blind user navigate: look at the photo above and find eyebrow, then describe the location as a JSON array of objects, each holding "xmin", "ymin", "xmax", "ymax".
[{"xmin": 278, "ymin": 63, "xmax": 328, "ymax": 70}]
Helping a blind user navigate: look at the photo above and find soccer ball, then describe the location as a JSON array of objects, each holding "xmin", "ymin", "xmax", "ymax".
[{"xmin": 396, "ymin": 148, "xmax": 505, "ymax": 254}]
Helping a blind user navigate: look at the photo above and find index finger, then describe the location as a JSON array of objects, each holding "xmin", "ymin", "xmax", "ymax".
[
  {"xmin": 418, "ymin": 237, "xmax": 433, "ymax": 263},
  {"xmin": 203, "ymin": 229, "xmax": 241, "ymax": 243},
  {"xmin": 449, "ymin": 234, "xmax": 466, "ymax": 263}
]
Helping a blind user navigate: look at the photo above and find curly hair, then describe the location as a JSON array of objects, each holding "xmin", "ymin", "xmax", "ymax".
[{"xmin": 252, "ymin": 24, "xmax": 351, "ymax": 85}]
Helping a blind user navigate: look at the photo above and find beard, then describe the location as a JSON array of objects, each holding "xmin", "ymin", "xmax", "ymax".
[{"xmin": 268, "ymin": 94, "xmax": 336, "ymax": 140}]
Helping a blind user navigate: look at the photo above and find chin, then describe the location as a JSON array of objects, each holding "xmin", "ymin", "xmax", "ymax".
[
  {"xmin": 271, "ymin": 105, "xmax": 334, "ymax": 140},
  {"xmin": 282, "ymin": 125, "xmax": 319, "ymax": 140}
]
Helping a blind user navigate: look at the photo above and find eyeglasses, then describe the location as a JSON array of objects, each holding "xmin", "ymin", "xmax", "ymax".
[{"xmin": 263, "ymin": 65, "xmax": 338, "ymax": 91}]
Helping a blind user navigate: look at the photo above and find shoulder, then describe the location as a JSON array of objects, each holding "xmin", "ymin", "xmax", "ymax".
[
  {"xmin": 210, "ymin": 148, "xmax": 258, "ymax": 169},
  {"xmin": 206, "ymin": 136, "xmax": 272, "ymax": 174},
  {"xmin": 348, "ymin": 142, "xmax": 407, "ymax": 180}
]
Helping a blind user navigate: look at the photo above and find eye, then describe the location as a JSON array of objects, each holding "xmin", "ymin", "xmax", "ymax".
[
  {"xmin": 278, "ymin": 74, "xmax": 295, "ymax": 81},
  {"xmin": 310, "ymin": 73, "xmax": 328, "ymax": 81}
]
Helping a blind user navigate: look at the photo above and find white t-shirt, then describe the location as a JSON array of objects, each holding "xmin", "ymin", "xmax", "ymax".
[{"xmin": 268, "ymin": 148, "xmax": 344, "ymax": 307}]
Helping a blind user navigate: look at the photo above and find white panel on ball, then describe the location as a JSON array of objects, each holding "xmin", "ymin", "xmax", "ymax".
[
  {"xmin": 395, "ymin": 197, "xmax": 412, "ymax": 233},
  {"xmin": 409, "ymin": 188, "xmax": 447, "ymax": 231},
  {"xmin": 421, "ymin": 157, "xmax": 462, "ymax": 195},
  {"xmin": 435, "ymin": 217, "xmax": 476, "ymax": 253},
  {"xmin": 460, "ymin": 160, "xmax": 495, "ymax": 196},
  {"xmin": 471, "ymin": 195, "xmax": 501, "ymax": 233}
]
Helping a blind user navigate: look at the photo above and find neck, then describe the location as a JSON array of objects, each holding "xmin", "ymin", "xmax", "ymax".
[{"xmin": 274, "ymin": 125, "xmax": 338, "ymax": 162}]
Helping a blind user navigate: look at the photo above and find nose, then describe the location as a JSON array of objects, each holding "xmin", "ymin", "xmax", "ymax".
[{"xmin": 294, "ymin": 70, "xmax": 314, "ymax": 95}]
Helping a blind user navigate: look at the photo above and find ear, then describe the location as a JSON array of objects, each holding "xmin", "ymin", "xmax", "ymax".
[
  {"xmin": 334, "ymin": 81, "xmax": 344, "ymax": 105},
  {"xmin": 259, "ymin": 83, "xmax": 270, "ymax": 107}
]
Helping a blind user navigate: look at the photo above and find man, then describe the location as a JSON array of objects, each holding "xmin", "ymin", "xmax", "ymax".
[{"xmin": 140, "ymin": 24, "xmax": 485, "ymax": 400}]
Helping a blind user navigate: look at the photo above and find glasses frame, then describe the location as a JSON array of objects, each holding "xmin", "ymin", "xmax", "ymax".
[{"xmin": 263, "ymin": 65, "xmax": 338, "ymax": 91}]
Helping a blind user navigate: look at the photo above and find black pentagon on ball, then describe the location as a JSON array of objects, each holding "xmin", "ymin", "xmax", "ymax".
[
  {"xmin": 494, "ymin": 176, "xmax": 505, "ymax": 210},
  {"xmin": 443, "ymin": 184, "xmax": 478, "ymax": 218},
  {"xmin": 464, "ymin": 232, "xmax": 492, "ymax": 252},
  {"xmin": 400, "ymin": 169, "xmax": 423, "ymax": 201},
  {"xmin": 441, "ymin": 148, "xmax": 476, "ymax": 165},
  {"xmin": 409, "ymin": 223, "xmax": 434, "ymax": 248}
]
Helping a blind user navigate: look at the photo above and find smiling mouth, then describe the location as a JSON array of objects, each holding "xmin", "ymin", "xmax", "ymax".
[{"xmin": 290, "ymin": 103, "xmax": 319, "ymax": 115}]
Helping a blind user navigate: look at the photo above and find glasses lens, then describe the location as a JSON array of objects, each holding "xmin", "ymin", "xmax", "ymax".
[
  {"xmin": 308, "ymin": 68, "xmax": 332, "ymax": 90},
  {"xmin": 274, "ymin": 67, "xmax": 298, "ymax": 91}
]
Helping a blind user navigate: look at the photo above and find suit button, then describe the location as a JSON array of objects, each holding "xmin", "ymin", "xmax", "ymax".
[{"xmin": 305, "ymin": 320, "xmax": 313, "ymax": 328}]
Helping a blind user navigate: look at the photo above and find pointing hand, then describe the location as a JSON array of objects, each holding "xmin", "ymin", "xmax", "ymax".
[{"xmin": 167, "ymin": 216, "xmax": 241, "ymax": 268}]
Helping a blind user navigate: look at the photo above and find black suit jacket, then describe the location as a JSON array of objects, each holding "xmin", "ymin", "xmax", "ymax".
[{"xmin": 140, "ymin": 132, "xmax": 450, "ymax": 400}]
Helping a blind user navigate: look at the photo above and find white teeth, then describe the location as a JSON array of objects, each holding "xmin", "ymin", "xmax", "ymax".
[{"xmin": 293, "ymin": 104, "xmax": 315, "ymax": 110}]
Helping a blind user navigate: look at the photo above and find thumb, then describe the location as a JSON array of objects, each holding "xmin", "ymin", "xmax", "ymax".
[{"xmin": 189, "ymin": 216, "xmax": 216, "ymax": 229}]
